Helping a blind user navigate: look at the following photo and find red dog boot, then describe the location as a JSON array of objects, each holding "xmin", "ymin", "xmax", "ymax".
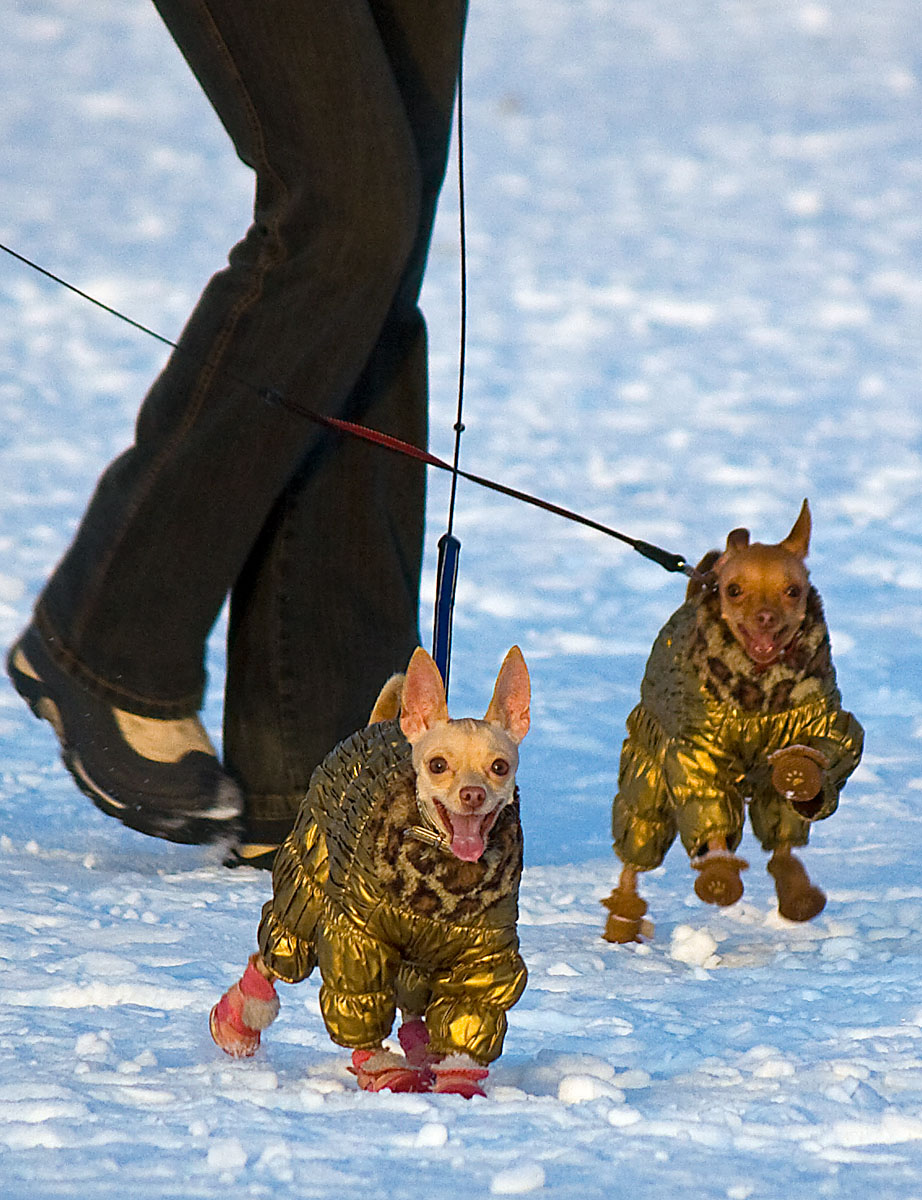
[
  {"xmin": 692, "ymin": 850, "xmax": 748, "ymax": 906},
  {"xmin": 349, "ymin": 1049, "xmax": 430, "ymax": 1093},
  {"xmin": 432, "ymin": 1054, "xmax": 489, "ymax": 1098},
  {"xmin": 210, "ymin": 955, "xmax": 280, "ymax": 1058}
]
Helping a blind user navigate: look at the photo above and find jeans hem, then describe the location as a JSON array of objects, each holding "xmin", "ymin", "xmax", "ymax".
[{"xmin": 30, "ymin": 607, "xmax": 205, "ymax": 719}]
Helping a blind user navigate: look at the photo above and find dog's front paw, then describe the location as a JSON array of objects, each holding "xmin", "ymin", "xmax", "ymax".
[
  {"xmin": 692, "ymin": 850, "xmax": 748, "ymax": 907},
  {"xmin": 600, "ymin": 887, "xmax": 651, "ymax": 944},
  {"xmin": 769, "ymin": 745, "xmax": 829, "ymax": 807},
  {"xmin": 209, "ymin": 958, "xmax": 280, "ymax": 1058}
]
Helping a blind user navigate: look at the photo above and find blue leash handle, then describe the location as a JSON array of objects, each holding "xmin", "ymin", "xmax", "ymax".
[{"xmin": 432, "ymin": 532, "xmax": 461, "ymax": 694}]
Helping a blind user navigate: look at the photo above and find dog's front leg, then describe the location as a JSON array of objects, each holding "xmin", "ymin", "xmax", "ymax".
[
  {"xmin": 210, "ymin": 953, "xmax": 280, "ymax": 1058},
  {"xmin": 691, "ymin": 837, "xmax": 749, "ymax": 906}
]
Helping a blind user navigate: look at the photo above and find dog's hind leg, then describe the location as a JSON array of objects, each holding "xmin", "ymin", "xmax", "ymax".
[
  {"xmin": 350, "ymin": 1048, "xmax": 432, "ymax": 1093},
  {"xmin": 397, "ymin": 1016, "xmax": 433, "ymax": 1067},
  {"xmin": 767, "ymin": 845, "xmax": 826, "ymax": 921},
  {"xmin": 601, "ymin": 865, "xmax": 654, "ymax": 943}
]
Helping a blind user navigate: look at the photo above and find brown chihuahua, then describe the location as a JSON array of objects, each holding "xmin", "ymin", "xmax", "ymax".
[{"xmin": 602, "ymin": 501, "xmax": 864, "ymax": 942}]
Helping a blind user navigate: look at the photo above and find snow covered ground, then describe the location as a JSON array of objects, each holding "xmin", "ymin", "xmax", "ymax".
[{"xmin": 1, "ymin": 1, "xmax": 922, "ymax": 1196}]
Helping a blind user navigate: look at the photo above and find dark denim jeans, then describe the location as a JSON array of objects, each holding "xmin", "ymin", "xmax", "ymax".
[{"xmin": 32, "ymin": 0, "xmax": 467, "ymax": 842}]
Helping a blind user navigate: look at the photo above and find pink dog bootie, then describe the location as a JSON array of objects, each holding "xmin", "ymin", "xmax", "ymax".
[
  {"xmin": 432, "ymin": 1054, "xmax": 489, "ymax": 1098},
  {"xmin": 350, "ymin": 1049, "xmax": 431, "ymax": 1093},
  {"xmin": 210, "ymin": 956, "xmax": 280, "ymax": 1058}
]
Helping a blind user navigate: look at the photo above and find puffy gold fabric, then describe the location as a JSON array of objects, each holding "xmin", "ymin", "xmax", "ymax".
[
  {"xmin": 612, "ymin": 594, "xmax": 864, "ymax": 869},
  {"xmin": 257, "ymin": 721, "xmax": 526, "ymax": 1065}
]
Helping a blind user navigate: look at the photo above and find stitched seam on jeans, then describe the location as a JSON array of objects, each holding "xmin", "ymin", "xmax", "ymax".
[{"xmin": 71, "ymin": 0, "xmax": 290, "ymax": 652}]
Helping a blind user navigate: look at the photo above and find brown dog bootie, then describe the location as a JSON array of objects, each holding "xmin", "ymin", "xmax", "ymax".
[
  {"xmin": 767, "ymin": 850, "xmax": 826, "ymax": 922},
  {"xmin": 692, "ymin": 851, "xmax": 748, "ymax": 906},
  {"xmin": 601, "ymin": 887, "xmax": 650, "ymax": 943}
]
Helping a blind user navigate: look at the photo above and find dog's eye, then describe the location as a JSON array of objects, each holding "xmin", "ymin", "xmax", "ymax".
[
  {"xmin": 785, "ymin": 585, "xmax": 802, "ymax": 599},
  {"xmin": 725, "ymin": 582, "xmax": 743, "ymax": 598},
  {"xmin": 428, "ymin": 756, "xmax": 448, "ymax": 775},
  {"xmin": 491, "ymin": 759, "xmax": 510, "ymax": 777}
]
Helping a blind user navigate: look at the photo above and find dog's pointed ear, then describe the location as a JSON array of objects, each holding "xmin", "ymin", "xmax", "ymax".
[
  {"xmin": 484, "ymin": 646, "xmax": 531, "ymax": 744},
  {"xmin": 399, "ymin": 648, "xmax": 449, "ymax": 744},
  {"xmin": 714, "ymin": 527, "xmax": 750, "ymax": 573},
  {"xmin": 780, "ymin": 499, "xmax": 811, "ymax": 559}
]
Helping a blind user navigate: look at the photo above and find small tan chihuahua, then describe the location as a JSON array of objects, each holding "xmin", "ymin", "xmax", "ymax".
[
  {"xmin": 602, "ymin": 501, "xmax": 864, "ymax": 942},
  {"xmin": 370, "ymin": 648, "xmax": 526, "ymax": 863},
  {"xmin": 211, "ymin": 646, "xmax": 531, "ymax": 1097}
]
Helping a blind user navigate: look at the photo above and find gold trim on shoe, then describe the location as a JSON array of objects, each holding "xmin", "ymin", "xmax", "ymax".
[
  {"xmin": 233, "ymin": 843, "xmax": 279, "ymax": 861},
  {"xmin": 113, "ymin": 709, "xmax": 216, "ymax": 763},
  {"xmin": 11, "ymin": 647, "xmax": 40, "ymax": 681}
]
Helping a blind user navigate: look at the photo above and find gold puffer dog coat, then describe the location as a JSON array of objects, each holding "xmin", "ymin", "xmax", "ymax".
[
  {"xmin": 612, "ymin": 587, "xmax": 864, "ymax": 870},
  {"xmin": 257, "ymin": 720, "xmax": 527, "ymax": 1065}
]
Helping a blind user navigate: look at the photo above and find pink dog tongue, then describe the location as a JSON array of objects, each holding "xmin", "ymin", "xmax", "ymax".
[{"xmin": 449, "ymin": 814, "xmax": 485, "ymax": 862}]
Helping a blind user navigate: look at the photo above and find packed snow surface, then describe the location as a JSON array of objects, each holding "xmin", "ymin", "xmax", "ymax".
[{"xmin": 2, "ymin": 1, "xmax": 922, "ymax": 1197}]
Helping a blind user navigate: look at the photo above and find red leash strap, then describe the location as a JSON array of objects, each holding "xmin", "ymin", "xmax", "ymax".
[{"xmin": 262, "ymin": 391, "xmax": 693, "ymax": 578}]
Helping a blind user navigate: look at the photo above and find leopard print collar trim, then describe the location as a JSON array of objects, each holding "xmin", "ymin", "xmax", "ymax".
[{"xmin": 690, "ymin": 586, "xmax": 834, "ymax": 713}]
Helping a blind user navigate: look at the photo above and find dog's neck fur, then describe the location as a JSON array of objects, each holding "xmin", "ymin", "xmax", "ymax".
[{"xmin": 691, "ymin": 585, "xmax": 834, "ymax": 713}]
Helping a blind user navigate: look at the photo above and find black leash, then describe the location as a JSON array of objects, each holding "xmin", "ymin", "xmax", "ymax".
[
  {"xmin": 0, "ymin": 239, "xmax": 696, "ymax": 579},
  {"xmin": 430, "ymin": 64, "xmax": 469, "ymax": 696}
]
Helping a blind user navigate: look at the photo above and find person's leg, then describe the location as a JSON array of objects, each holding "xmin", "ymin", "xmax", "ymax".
[
  {"xmin": 10, "ymin": 0, "xmax": 453, "ymax": 841},
  {"xmin": 223, "ymin": 0, "xmax": 468, "ymax": 853},
  {"xmin": 222, "ymin": 335, "xmax": 428, "ymax": 850},
  {"xmin": 36, "ymin": 0, "xmax": 425, "ymax": 711}
]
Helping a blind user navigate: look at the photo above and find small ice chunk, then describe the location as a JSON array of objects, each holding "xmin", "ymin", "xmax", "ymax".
[
  {"xmin": 670, "ymin": 925, "xmax": 720, "ymax": 968},
  {"xmin": 753, "ymin": 1058, "xmax": 795, "ymax": 1079},
  {"xmin": 607, "ymin": 1105, "xmax": 642, "ymax": 1127},
  {"xmin": 820, "ymin": 938, "xmax": 860, "ymax": 962},
  {"xmin": 614, "ymin": 1069, "xmax": 651, "ymax": 1090},
  {"xmin": 206, "ymin": 1138, "xmax": 247, "ymax": 1173},
  {"xmin": 558, "ymin": 1075, "xmax": 625, "ymax": 1104},
  {"xmin": 75, "ymin": 1032, "xmax": 111, "ymax": 1059},
  {"xmin": 490, "ymin": 1163, "xmax": 546, "ymax": 1194},
  {"xmin": 246, "ymin": 1069, "xmax": 279, "ymax": 1092},
  {"xmin": 415, "ymin": 1122, "xmax": 448, "ymax": 1148}
]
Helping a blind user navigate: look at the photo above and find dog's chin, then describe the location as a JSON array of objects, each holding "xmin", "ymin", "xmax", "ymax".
[
  {"xmin": 430, "ymin": 799, "xmax": 501, "ymax": 863},
  {"xmin": 732, "ymin": 623, "xmax": 798, "ymax": 667}
]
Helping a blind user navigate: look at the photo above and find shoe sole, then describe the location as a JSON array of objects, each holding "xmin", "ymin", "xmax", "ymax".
[{"xmin": 7, "ymin": 642, "xmax": 242, "ymax": 846}]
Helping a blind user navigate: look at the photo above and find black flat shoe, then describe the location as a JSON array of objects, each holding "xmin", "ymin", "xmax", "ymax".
[{"xmin": 7, "ymin": 626, "xmax": 243, "ymax": 845}]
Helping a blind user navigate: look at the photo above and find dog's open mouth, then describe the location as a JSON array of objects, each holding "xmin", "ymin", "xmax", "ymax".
[
  {"xmin": 735, "ymin": 624, "xmax": 796, "ymax": 667},
  {"xmin": 433, "ymin": 801, "xmax": 500, "ymax": 862}
]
